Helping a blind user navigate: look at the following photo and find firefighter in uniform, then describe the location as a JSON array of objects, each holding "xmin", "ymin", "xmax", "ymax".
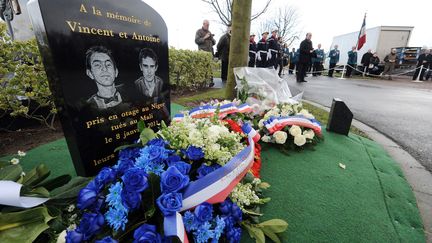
[
  {"xmin": 256, "ymin": 31, "xmax": 269, "ymax": 67},
  {"xmin": 267, "ymin": 30, "xmax": 279, "ymax": 69},
  {"xmin": 248, "ymin": 34, "xmax": 257, "ymax": 67}
]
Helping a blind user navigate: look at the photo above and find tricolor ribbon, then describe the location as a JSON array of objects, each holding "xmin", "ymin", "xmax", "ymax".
[
  {"xmin": 264, "ymin": 115, "xmax": 322, "ymax": 136},
  {"xmin": 174, "ymin": 103, "xmax": 253, "ymax": 121},
  {"xmin": 163, "ymin": 125, "xmax": 259, "ymax": 242}
]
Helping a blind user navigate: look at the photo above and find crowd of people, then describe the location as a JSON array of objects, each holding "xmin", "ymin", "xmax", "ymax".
[{"xmin": 195, "ymin": 20, "xmax": 432, "ymax": 85}]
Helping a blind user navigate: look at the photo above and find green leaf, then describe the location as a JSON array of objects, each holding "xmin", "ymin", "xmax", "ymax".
[
  {"xmin": 137, "ymin": 120, "xmax": 146, "ymax": 133},
  {"xmin": 259, "ymin": 182, "xmax": 271, "ymax": 189},
  {"xmin": 0, "ymin": 164, "xmax": 23, "ymax": 181},
  {"xmin": 140, "ymin": 128, "xmax": 156, "ymax": 145},
  {"xmin": 21, "ymin": 186, "xmax": 50, "ymax": 198},
  {"xmin": 243, "ymin": 223, "xmax": 265, "ymax": 243},
  {"xmin": 258, "ymin": 219, "xmax": 288, "ymax": 233},
  {"xmin": 0, "ymin": 206, "xmax": 53, "ymax": 243},
  {"xmin": 262, "ymin": 227, "xmax": 281, "ymax": 243},
  {"xmin": 114, "ymin": 143, "xmax": 142, "ymax": 153},
  {"xmin": 242, "ymin": 208, "xmax": 264, "ymax": 216},
  {"xmin": 22, "ymin": 164, "xmax": 50, "ymax": 187},
  {"xmin": 50, "ymin": 177, "xmax": 91, "ymax": 200},
  {"xmin": 35, "ymin": 175, "xmax": 71, "ymax": 191}
]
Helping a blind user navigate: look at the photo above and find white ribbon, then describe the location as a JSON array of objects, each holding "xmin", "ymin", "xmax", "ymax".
[{"xmin": 0, "ymin": 180, "xmax": 49, "ymax": 208}]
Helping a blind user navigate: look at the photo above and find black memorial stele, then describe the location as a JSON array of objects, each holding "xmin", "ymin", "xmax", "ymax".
[
  {"xmin": 27, "ymin": 0, "xmax": 170, "ymax": 176},
  {"xmin": 327, "ymin": 98, "xmax": 353, "ymax": 136}
]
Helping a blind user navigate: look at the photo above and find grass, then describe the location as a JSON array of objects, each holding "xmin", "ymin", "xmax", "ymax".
[{"xmin": 172, "ymin": 88, "xmax": 370, "ymax": 139}]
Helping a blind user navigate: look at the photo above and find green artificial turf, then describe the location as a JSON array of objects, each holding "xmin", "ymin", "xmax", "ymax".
[{"xmin": 0, "ymin": 103, "xmax": 425, "ymax": 242}]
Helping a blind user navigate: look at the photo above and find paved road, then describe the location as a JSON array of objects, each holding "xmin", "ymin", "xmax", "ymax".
[{"xmin": 284, "ymin": 74, "xmax": 432, "ymax": 172}]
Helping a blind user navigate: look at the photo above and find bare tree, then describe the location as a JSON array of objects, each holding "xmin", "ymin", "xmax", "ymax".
[
  {"xmin": 257, "ymin": 6, "xmax": 302, "ymax": 47},
  {"xmin": 201, "ymin": 0, "xmax": 271, "ymax": 26}
]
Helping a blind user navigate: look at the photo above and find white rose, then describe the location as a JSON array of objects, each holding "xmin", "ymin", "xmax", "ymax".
[
  {"xmin": 294, "ymin": 134, "xmax": 307, "ymax": 146},
  {"xmin": 56, "ymin": 230, "xmax": 67, "ymax": 243},
  {"xmin": 273, "ymin": 131, "xmax": 288, "ymax": 144},
  {"xmin": 17, "ymin": 150, "xmax": 26, "ymax": 157},
  {"xmin": 261, "ymin": 135, "xmax": 272, "ymax": 143},
  {"xmin": 303, "ymin": 130, "xmax": 315, "ymax": 139},
  {"xmin": 258, "ymin": 119, "xmax": 265, "ymax": 128},
  {"xmin": 289, "ymin": 125, "xmax": 302, "ymax": 137},
  {"xmin": 299, "ymin": 109, "xmax": 315, "ymax": 119}
]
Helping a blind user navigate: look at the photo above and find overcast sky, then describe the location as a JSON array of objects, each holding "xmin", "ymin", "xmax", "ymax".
[{"xmin": 143, "ymin": 0, "xmax": 432, "ymax": 51}]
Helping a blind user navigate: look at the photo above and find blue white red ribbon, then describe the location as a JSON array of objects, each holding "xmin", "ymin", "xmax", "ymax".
[
  {"xmin": 173, "ymin": 102, "xmax": 253, "ymax": 121},
  {"xmin": 264, "ymin": 115, "xmax": 322, "ymax": 135},
  {"xmin": 163, "ymin": 125, "xmax": 258, "ymax": 242}
]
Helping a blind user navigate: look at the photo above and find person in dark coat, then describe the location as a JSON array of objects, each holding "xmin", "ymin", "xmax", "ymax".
[
  {"xmin": 346, "ymin": 46, "xmax": 358, "ymax": 78},
  {"xmin": 267, "ymin": 30, "xmax": 279, "ymax": 69},
  {"xmin": 361, "ymin": 49, "xmax": 373, "ymax": 73},
  {"xmin": 425, "ymin": 50, "xmax": 432, "ymax": 81},
  {"xmin": 297, "ymin": 32, "xmax": 314, "ymax": 82},
  {"xmin": 256, "ymin": 31, "xmax": 269, "ymax": 67},
  {"xmin": 216, "ymin": 25, "xmax": 231, "ymax": 82},
  {"xmin": 312, "ymin": 43, "xmax": 324, "ymax": 76},
  {"xmin": 289, "ymin": 48, "xmax": 298, "ymax": 74},
  {"xmin": 368, "ymin": 52, "xmax": 380, "ymax": 75},
  {"xmin": 248, "ymin": 34, "xmax": 257, "ymax": 67},
  {"xmin": 328, "ymin": 45, "xmax": 340, "ymax": 77},
  {"xmin": 412, "ymin": 49, "xmax": 430, "ymax": 80}
]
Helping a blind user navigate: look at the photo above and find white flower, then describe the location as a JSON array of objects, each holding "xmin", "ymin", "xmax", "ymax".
[
  {"xmin": 56, "ymin": 230, "xmax": 67, "ymax": 243},
  {"xmin": 67, "ymin": 224, "xmax": 77, "ymax": 231},
  {"xmin": 21, "ymin": 172, "xmax": 26, "ymax": 177},
  {"xmin": 261, "ymin": 135, "xmax": 272, "ymax": 143},
  {"xmin": 299, "ymin": 109, "xmax": 315, "ymax": 119},
  {"xmin": 303, "ymin": 130, "xmax": 315, "ymax": 139},
  {"xmin": 67, "ymin": 204, "xmax": 75, "ymax": 212},
  {"xmin": 258, "ymin": 119, "xmax": 265, "ymax": 128},
  {"xmin": 294, "ymin": 134, "xmax": 307, "ymax": 146},
  {"xmin": 10, "ymin": 158, "xmax": 19, "ymax": 165},
  {"xmin": 273, "ymin": 131, "xmax": 288, "ymax": 144},
  {"xmin": 69, "ymin": 214, "xmax": 77, "ymax": 222},
  {"xmin": 17, "ymin": 150, "xmax": 26, "ymax": 157},
  {"xmin": 289, "ymin": 125, "xmax": 302, "ymax": 137}
]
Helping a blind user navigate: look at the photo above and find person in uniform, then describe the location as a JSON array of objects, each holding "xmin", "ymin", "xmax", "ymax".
[
  {"xmin": 248, "ymin": 34, "xmax": 257, "ymax": 67},
  {"xmin": 256, "ymin": 31, "xmax": 269, "ymax": 67},
  {"xmin": 85, "ymin": 46, "xmax": 123, "ymax": 110},
  {"xmin": 328, "ymin": 45, "xmax": 340, "ymax": 77},
  {"xmin": 289, "ymin": 48, "xmax": 298, "ymax": 74},
  {"xmin": 297, "ymin": 32, "xmax": 314, "ymax": 82},
  {"xmin": 135, "ymin": 48, "xmax": 164, "ymax": 102},
  {"xmin": 267, "ymin": 30, "xmax": 279, "ymax": 69},
  {"xmin": 312, "ymin": 43, "xmax": 324, "ymax": 76},
  {"xmin": 346, "ymin": 46, "xmax": 358, "ymax": 78}
]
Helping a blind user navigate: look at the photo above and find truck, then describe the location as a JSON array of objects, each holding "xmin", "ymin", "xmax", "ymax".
[{"xmin": 328, "ymin": 26, "xmax": 416, "ymax": 67}]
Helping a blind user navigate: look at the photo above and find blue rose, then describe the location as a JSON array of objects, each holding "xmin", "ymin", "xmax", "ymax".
[
  {"xmin": 156, "ymin": 192, "xmax": 183, "ymax": 216},
  {"xmin": 185, "ymin": 146, "xmax": 204, "ymax": 161},
  {"xmin": 133, "ymin": 224, "xmax": 162, "ymax": 243},
  {"xmin": 119, "ymin": 147, "xmax": 141, "ymax": 160},
  {"xmin": 95, "ymin": 167, "xmax": 115, "ymax": 187},
  {"xmin": 168, "ymin": 161, "xmax": 191, "ymax": 175},
  {"xmin": 219, "ymin": 199, "xmax": 233, "ymax": 215},
  {"xmin": 122, "ymin": 168, "xmax": 148, "ymax": 192},
  {"xmin": 77, "ymin": 181, "xmax": 99, "ymax": 210},
  {"xmin": 116, "ymin": 159, "xmax": 135, "ymax": 176},
  {"xmin": 146, "ymin": 145, "xmax": 168, "ymax": 162},
  {"xmin": 65, "ymin": 230, "xmax": 83, "ymax": 243},
  {"xmin": 166, "ymin": 155, "xmax": 181, "ymax": 164},
  {"xmin": 226, "ymin": 227, "xmax": 242, "ymax": 243},
  {"xmin": 160, "ymin": 166, "xmax": 189, "ymax": 193},
  {"xmin": 223, "ymin": 216, "xmax": 236, "ymax": 229},
  {"xmin": 121, "ymin": 189, "xmax": 142, "ymax": 210},
  {"xmin": 197, "ymin": 164, "xmax": 221, "ymax": 179},
  {"xmin": 95, "ymin": 236, "xmax": 118, "ymax": 243},
  {"xmin": 77, "ymin": 212, "xmax": 105, "ymax": 240},
  {"xmin": 231, "ymin": 203, "xmax": 242, "ymax": 222},
  {"xmin": 147, "ymin": 138, "xmax": 168, "ymax": 147},
  {"xmin": 194, "ymin": 202, "xmax": 213, "ymax": 222}
]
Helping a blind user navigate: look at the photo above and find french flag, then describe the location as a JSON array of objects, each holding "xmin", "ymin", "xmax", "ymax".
[{"xmin": 357, "ymin": 13, "xmax": 366, "ymax": 50}]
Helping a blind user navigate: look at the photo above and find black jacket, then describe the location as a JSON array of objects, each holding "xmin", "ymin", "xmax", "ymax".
[
  {"xmin": 361, "ymin": 52, "xmax": 373, "ymax": 66},
  {"xmin": 216, "ymin": 33, "xmax": 230, "ymax": 61},
  {"xmin": 299, "ymin": 39, "xmax": 313, "ymax": 64}
]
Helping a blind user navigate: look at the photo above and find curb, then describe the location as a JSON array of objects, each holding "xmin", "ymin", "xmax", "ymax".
[{"xmin": 303, "ymin": 99, "xmax": 432, "ymax": 242}]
